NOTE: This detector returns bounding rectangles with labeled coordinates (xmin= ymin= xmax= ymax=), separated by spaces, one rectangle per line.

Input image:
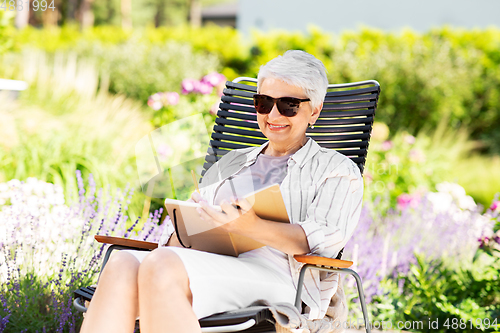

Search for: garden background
xmin=1 ymin=5 xmax=500 ymax=333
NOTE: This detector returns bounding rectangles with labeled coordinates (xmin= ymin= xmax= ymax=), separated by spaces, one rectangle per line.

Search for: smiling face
xmin=257 ymin=78 xmax=321 ymax=156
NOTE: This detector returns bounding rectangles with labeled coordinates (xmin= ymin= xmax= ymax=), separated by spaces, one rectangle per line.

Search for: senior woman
xmin=80 ymin=50 xmax=363 ymax=333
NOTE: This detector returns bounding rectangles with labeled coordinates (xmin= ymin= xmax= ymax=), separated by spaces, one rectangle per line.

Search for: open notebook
xmin=164 ymin=184 xmax=289 ymax=256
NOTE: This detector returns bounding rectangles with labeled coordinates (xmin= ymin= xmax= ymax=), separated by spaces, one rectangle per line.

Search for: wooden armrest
xmin=293 ymin=254 xmax=353 ymax=268
xmin=94 ymin=235 xmax=158 ymax=250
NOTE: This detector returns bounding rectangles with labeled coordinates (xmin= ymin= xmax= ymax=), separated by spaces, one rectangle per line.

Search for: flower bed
xmin=0 ymin=173 xmax=164 ymax=332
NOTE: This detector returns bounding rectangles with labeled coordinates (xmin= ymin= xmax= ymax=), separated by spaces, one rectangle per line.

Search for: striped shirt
xmin=161 ymin=137 xmax=363 ymax=319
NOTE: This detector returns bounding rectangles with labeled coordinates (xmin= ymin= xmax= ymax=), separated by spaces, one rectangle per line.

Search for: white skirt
xmin=124 ymin=246 xmax=296 ymax=319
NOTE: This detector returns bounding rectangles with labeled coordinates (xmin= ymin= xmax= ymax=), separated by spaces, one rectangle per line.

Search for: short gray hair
xmin=257 ymin=50 xmax=328 ymax=110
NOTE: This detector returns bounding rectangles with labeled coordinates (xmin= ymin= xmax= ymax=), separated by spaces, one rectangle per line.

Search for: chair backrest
xmin=201 ymin=78 xmax=380 ymax=178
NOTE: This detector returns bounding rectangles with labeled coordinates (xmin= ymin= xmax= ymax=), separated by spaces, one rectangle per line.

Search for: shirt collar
xmin=245 ymin=137 xmax=320 ymax=168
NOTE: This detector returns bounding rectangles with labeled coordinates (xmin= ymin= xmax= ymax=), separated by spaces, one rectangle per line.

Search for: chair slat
xmin=307 ymin=133 xmax=371 ymax=141
xmin=317 ymin=109 xmax=375 ymax=118
xmin=315 ymin=116 xmax=374 ymax=126
xmin=217 ymin=110 xmax=257 ymax=121
xmin=213 ymin=125 xmax=266 ymax=138
xmin=220 ymin=95 xmax=254 ymax=106
xmin=216 ymin=118 xmax=260 ymax=129
xmin=226 ymin=81 xmax=258 ymax=92
xmin=203 ymin=79 xmax=380 ymax=177
xmin=212 ymin=133 xmax=267 ymax=145
xmin=326 ymin=86 xmax=379 ymax=97
xmin=210 ymin=140 xmax=254 ymax=150
xmin=306 ymin=125 xmax=372 ymax=134
xmin=223 ymin=88 xmax=255 ymax=98
xmin=219 ymin=102 xmax=255 ymax=113
xmin=207 ymin=147 xmax=230 ymax=156
xmin=323 ymin=93 xmax=379 ymax=104
xmin=322 ymin=101 xmax=376 ymax=111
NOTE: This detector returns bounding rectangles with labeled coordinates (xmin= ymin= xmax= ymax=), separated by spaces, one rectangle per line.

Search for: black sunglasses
xmin=253 ymin=94 xmax=310 ymax=117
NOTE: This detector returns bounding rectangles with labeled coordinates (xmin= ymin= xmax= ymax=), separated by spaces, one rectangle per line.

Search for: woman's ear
xmin=310 ymin=102 xmax=323 ymax=125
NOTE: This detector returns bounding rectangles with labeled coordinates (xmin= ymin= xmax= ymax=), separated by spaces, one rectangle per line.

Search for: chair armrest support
xmin=292 ymin=262 xmax=372 ymax=333
xmin=293 ymin=254 xmax=353 ymax=268
xmin=95 ymin=235 xmax=158 ymax=250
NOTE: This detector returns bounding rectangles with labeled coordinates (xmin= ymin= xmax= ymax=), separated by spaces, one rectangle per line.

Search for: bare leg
xmin=138 ymin=247 xmax=200 ymax=333
xmin=80 ymin=251 xmax=140 ymax=333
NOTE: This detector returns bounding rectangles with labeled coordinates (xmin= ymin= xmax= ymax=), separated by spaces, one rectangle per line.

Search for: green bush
xmin=375 ymin=254 xmax=500 ymax=333
xmin=0 ymin=8 xmax=15 ymax=54
xmin=4 ymin=25 xmax=500 ymax=152
xmin=0 ymin=51 xmax=153 ymax=221
xmin=74 ymin=38 xmax=220 ymax=103
xmin=249 ymin=27 xmax=500 ymax=153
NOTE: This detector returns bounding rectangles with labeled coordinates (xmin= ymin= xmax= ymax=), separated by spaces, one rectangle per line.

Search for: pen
xmin=191 ymin=170 xmax=200 ymax=194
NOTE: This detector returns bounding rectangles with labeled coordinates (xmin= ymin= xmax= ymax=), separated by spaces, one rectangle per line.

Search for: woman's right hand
xmin=188 ymin=191 xmax=204 ymax=204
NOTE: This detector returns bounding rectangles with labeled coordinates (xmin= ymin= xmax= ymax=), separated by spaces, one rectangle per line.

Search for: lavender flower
xmin=0 ymin=174 xmax=165 ymax=332
xmin=344 ymin=183 xmax=496 ymax=306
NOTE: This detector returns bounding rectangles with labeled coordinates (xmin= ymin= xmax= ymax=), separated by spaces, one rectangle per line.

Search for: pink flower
xmin=202 ymin=72 xmax=226 ymax=87
xmin=404 ymin=134 xmax=416 ymax=145
xmin=148 ymin=93 xmax=163 ymax=110
xmin=381 ymin=140 xmax=393 ymax=151
xmin=409 ymin=149 xmax=426 ymax=163
xmin=490 ymin=201 xmax=500 ymax=212
xmin=196 ymin=81 xmax=214 ymax=95
xmin=165 ymin=92 xmax=179 ymax=105
xmin=182 ymin=79 xmax=199 ymax=94
xmin=397 ymin=193 xmax=421 ymax=210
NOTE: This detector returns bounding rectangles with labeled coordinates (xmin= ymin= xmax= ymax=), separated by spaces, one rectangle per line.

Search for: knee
xmin=101 ymin=251 xmax=140 ymax=284
xmin=138 ymin=248 xmax=187 ymax=289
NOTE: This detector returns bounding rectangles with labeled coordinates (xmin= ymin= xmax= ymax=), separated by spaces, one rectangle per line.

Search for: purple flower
xmin=0 ymin=173 xmax=166 ymax=331
xmin=490 ymin=200 xmax=500 ymax=212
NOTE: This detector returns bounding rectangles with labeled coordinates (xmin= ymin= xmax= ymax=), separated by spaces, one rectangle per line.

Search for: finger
xmin=199 ymin=201 xmax=227 ymax=220
xmin=233 ymin=197 xmax=253 ymax=211
xmin=196 ymin=207 xmax=224 ymax=228
xmin=191 ymin=191 xmax=203 ymax=203
xmin=220 ymin=200 xmax=239 ymax=214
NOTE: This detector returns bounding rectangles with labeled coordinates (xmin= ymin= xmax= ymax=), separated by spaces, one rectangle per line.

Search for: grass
xmin=0 ymin=50 xmax=154 ymax=221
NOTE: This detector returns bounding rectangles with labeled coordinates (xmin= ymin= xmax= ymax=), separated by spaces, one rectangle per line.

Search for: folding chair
xmin=73 ymin=77 xmax=380 ymax=333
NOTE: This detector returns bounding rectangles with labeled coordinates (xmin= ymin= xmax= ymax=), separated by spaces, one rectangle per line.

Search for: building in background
xmin=236 ymin=0 xmax=500 ymax=34
xmin=201 ymin=3 xmax=237 ymax=28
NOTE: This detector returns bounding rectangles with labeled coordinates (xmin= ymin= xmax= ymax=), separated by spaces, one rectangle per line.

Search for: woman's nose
xmin=268 ymin=103 xmax=283 ymax=120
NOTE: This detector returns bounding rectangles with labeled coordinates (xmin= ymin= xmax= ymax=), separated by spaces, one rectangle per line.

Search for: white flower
xmin=426 ymin=191 xmax=454 ymax=213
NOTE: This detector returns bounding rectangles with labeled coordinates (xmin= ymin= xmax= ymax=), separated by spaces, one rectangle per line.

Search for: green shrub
xmin=74 ymin=38 xmax=220 ymax=103
xmin=363 ymin=121 xmax=497 ymax=208
xmin=0 ymin=51 xmax=153 ymax=220
xmin=5 ymin=26 xmax=500 ymax=152
xmin=249 ymin=27 xmax=500 ymax=153
xmin=0 ymin=8 xmax=15 ymax=54
xmin=377 ymin=254 xmax=500 ymax=333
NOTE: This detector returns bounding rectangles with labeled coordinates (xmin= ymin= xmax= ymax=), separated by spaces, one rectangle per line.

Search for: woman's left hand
xmin=196 ymin=197 xmax=261 ymax=235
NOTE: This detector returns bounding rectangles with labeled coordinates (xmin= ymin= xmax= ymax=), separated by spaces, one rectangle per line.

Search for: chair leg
xmin=293 ymin=265 xmax=371 ymax=333
xmin=341 ymin=268 xmax=371 ymax=333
